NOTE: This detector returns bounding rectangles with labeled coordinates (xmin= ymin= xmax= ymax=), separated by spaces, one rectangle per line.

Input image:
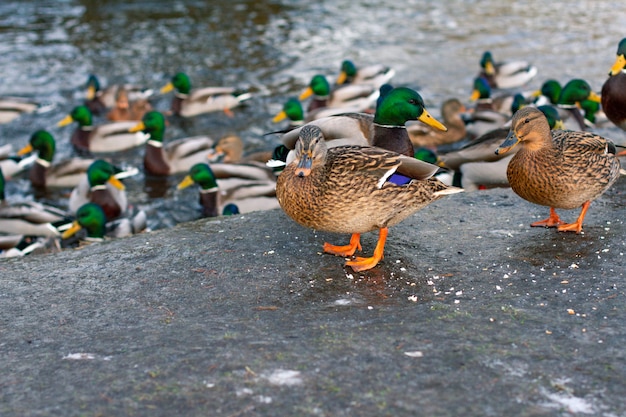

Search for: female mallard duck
xmin=177 ymin=163 xmax=278 ymax=217
xmin=84 ymin=74 xmax=154 ymax=116
xmin=478 ymin=51 xmax=538 ymax=90
xmin=206 ymin=134 xmax=275 ymax=166
xmin=69 ymin=160 xmax=128 ymax=221
xmin=299 ymin=74 xmax=379 ymax=113
xmin=276 ymin=125 xmax=462 ymax=272
xmin=0 ymin=96 xmax=56 ymax=125
xmin=0 ymin=167 xmax=70 ymax=237
xmin=407 ymin=98 xmax=468 ymax=149
xmin=601 ymin=38 xmax=626 ymax=134
xmin=129 ymin=111 xmax=215 ymax=176
xmin=57 ymin=105 xmax=149 ymax=154
xmin=106 ymin=87 xmax=153 ymax=122
xmin=160 ymin=72 xmax=251 ymax=118
xmin=495 ymin=107 xmax=621 ymax=233
xmin=62 ymin=202 xmax=147 ymax=242
xmin=281 ymin=87 xmax=447 ymax=162
xmin=335 ymin=60 xmax=396 ymax=87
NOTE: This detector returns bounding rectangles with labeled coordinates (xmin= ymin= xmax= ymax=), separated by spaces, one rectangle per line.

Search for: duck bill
xmin=57 ymin=114 xmax=74 ymax=127
xmin=129 ymin=121 xmax=145 ymax=133
xmin=160 ymin=82 xmax=174 ymax=94
xmin=586 ymin=91 xmax=602 ymax=103
xmin=553 ymin=120 xmax=565 ymax=130
xmin=294 ymin=153 xmax=313 ymax=177
xmin=86 ymin=85 xmax=97 ymax=100
xmin=485 ymin=61 xmax=495 ymax=76
xmin=336 ymin=71 xmax=348 ymax=85
xmin=62 ymin=221 xmax=83 ymax=239
xmin=530 ymin=89 xmax=542 ymax=98
xmin=17 ymin=144 xmax=33 ymax=156
xmin=495 ymin=130 xmax=520 ymax=155
xmin=206 ymin=149 xmax=223 ymax=162
xmin=108 ymin=176 xmax=126 ymax=190
xmin=272 ymin=110 xmax=287 ymax=123
xmin=469 ymin=89 xmax=481 ymax=101
xmin=298 ymin=87 xmax=313 ymax=101
xmin=609 ymin=55 xmax=626 ymax=76
xmin=177 ymin=175 xmax=195 ymax=190
xmin=418 ymin=109 xmax=447 ymax=132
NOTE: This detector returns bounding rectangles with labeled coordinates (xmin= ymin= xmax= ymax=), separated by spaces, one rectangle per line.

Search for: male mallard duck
xmin=335 ymin=60 xmax=396 ymax=87
xmin=62 ymin=202 xmax=147 ymax=242
xmin=160 ymin=72 xmax=251 ymax=118
xmin=478 ymin=51 xmax=538 ymax=90
xmin=281 ymin=87 xmax=447 ymax=161
xmin=0 ymin=144 xmax=36 ymax=179
xmin=531 ymin=79 xmax=561 ymax=106
xmin=129 ymin=111 xmax=215 ymax=176
xmin=407 ymin=98 xmax=468 ymax=149
xmin=555 ymin=79 xmax=601 ymax=131
xmin=601 ymin=38 xmax=626 ymax=134
xmin=464 ymin=77 xmax=512 ymax=138
xmin=0 ymin=96 xmax=56 ymax=125
xmin=84 ymin=74 xmax=153 ymax=115
xmin=57 ymin=105 xmax=149 ymax=154
xmin=69 ymin=160 xmax=128 ymax=221
xmin=495 ymin=107 xmax=621 ymax=233
xmin=299 ymin=74 xmax=379 ymax=113
xmin=106 ymin=87 xmax=153 ymax=122
xmin=276 ymin=125 xmax=462 ymax=272
xmin=273 ymin=96 xmax=367 ymax=126
xmin=177 ymin=163 xmax=278 ymax=217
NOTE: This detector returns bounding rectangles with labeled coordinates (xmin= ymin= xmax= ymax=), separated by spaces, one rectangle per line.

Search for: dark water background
xmin=1 ymin=0 xmax=625 ymax=229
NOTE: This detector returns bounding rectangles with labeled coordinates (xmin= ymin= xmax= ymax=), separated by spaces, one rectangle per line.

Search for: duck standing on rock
xmin=276 ymin=125 xmax=463 ymax=272
xmin=495 ymin=107 xmax=621 ymax=233
xmin=601 ymin=38 xmax=626 ymax=149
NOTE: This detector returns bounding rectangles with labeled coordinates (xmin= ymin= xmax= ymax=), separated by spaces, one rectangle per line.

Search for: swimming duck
xmin=273 ymin=96 xmax=368 ymax=126
xmin=335 ymin=60 xmax=396 ymax=87
xmin=281 ymin=87 xmax=447 ymax=161
xmin=276 ymin=125 xmax=462 ymax=272
xmin=160 ymin=72 xmax=251 ymax=118
xmin=601 ymin=38 xmax=626 ymax=133
xmin=62 ymin=202 xmax=147 ymax=242
xmin=106 ymin=87 xmax=153 ymax=122
xmin=555 ymin=79 xmax=601 ymax=131
xmin=495 ymin=107 xmax=621 ymax=233
xmin=206 ymin=134 xmax=275 ymax=166
xmin=68 ymin=160 xmax=128 ymax=221
xmin=0 ymin=96 xmax=56 ymax=125
xmin=57 ymin=105 xmax=149 ymax=154
xmin=531 ymin=79 xmax=561 ymax=106
xmin=84 ymin=74 xmax=153 ymax=115
xmin=0 ymin=144 xmax=36 ymax=179
xmin=407 ymin=98 xmax=468 ymax=149
xmin=478 ymin=51 xmax=538 ymax=90
xmin=299 ymin=74 xmax=379 ymax=113
xmin=129 ymin=111 xmax=215 ymax=176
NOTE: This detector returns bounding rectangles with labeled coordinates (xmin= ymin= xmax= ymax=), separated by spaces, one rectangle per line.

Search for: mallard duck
xmin=531 ymin=79 xmax=561 ymax=106
xmin=273 ymin=97 xmax=367 ymax=126
xmin=299 ymin=74 xmax=379 ymax=113
xmin=276 ymin=125 xmax=462 ymax=272
xmin=0 ymin=144 xmax=36 ymax=179
xmin=160 ymin=72 xmax=251 ymax=118
xmin=601 ymin=38 xmax=626 ymax=134
xmin=281 ymin=87 xmax=447 ymax=162
xmin=0 ymin=234 xmax=60 ymax=258
xmin=407 ymin=98 xmax=468 ymax=149
xmin=206 ymin=134 xmax=274 ymax=166
xmin=69 ymin=160 xmax=128 ymax=221
xmin=495 ymin=107 xmax=621 ymax=233
xmin=0 ymin=96 xmax=56 ymax=124
xmin=177 ymin=163 xmax=278 ymax=217
xmin=129 ymin=111 xmax=215 ymax=176
xmin=478 ymin=51 xmax=538 ymax=90
xmin=464 ymin=77 xmax=511 ymax=138
xmin=57 ymin=105 xmax=149 ymax=154
xmin=555 ymin=79 xmax=601 ymax=131
xmin=62 ymin=202 xmax=147 ymax=242
xmin=0 ymin=167 xmax=69 ymax=237
xmin=84 ymin=74 xmax=153 ymax=115
xmin=106 ymin=87 xmax=153 ymax=122
xmin=335 ymin=60 xmax=396 ymax=87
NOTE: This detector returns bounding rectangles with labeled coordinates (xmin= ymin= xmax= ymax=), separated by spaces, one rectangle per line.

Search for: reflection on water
xmin=1 ymin=0 xmax=626 ymax=232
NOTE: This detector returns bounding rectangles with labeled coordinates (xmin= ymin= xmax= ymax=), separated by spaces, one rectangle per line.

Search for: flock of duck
xmin=1 ymin=39 xmax=626 ymax=269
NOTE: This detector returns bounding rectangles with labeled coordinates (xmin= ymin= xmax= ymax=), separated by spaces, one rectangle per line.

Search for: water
xmin=1 ymin=0 xmax=625 ymax=229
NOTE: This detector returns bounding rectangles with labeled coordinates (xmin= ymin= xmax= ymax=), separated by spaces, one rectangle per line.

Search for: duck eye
xmin=524 ymin=118 xmax=530 ymax=124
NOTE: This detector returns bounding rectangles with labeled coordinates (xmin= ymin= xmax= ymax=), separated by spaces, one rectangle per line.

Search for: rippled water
xmin=1 ymin=0 xmax=625 ymax=229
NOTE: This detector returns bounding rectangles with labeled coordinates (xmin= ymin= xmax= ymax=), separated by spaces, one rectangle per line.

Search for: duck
xmin=298 ymin=74 xmax=379 ymax=113
xmin=281 ymin=87 xmax=448 ymax=163
xmin=601 ymin=38 xmax=626 ymax=134
xmin=276 ymin=125 xmax=462 ymax=272
xmin=478 ymin=51 xmax=538 ymax=90
xmin=68 ymin=160 xmax=128 ymax=221
xmin=62 ymin=202 xmax=147 ymax=242
xmin=129 ymin=111 xmax=215 ymax=176
xmin=57 ymin=105 xmax=149 ymax=154
xmin=464 ymin=77 xmax=512 ymax=138
xmin=106 ymin=87 xmax=153 ymax=122
xmin=495 ymin=106 xmax=621 ymax=233
xmin=531 ymin=79 xmax=561 ymax=106
xmin=177 ymin=163 xmax=278 ymax=217
xmin=272 ymin=97 xmax=368 ymax=127
xmin=0 ymin=166 xmax=70 ymax=237
xmin=84 ymin=74 xmax=153 ymax=116
xmin=0 ymin=96 xmax=56 ymax=124
xmin=0 ymin=143 xmax=36 ymax=179
xmin=159 ymin=72 xmax=251 ymax=118
xmin=206 ymin=134 xmax=275 ymax=166
xmin=335 ymin=60 xmax=396 ymax=87
xmin=407 ymin=98 xmax=468 ymax=149
xmin=555 ymin=79 xmax=601 ymax=131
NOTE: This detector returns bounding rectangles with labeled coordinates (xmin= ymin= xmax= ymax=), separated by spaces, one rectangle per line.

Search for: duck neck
xmin=307 ymin=97 xmax=327 ymax=113
xmin=372 ymin=124 xmax=414 ymax=157
xmin=30 ymin=160 xmax=48 ymax=189
xmin=144 ymin=141 xmax=170 ymax=176
xmin=71 ymin=128 xmax=92 ymax=154
xmin=199 ymin=188 xmax=219 ymax=217
xmin=171 ymin=95 xmax=183 ymax=115
xmin=90 ymin=188 xmax=121 ymax=221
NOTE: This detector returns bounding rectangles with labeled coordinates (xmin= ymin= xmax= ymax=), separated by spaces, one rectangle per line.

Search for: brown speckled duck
xmin=495 ymin=107 xmax=621 ymax=233
xmin=276 ymin=125 xmax=463 ymax=272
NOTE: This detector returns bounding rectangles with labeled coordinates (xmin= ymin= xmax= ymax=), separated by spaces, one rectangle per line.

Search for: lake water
xmin=1 ymin=0 xmax=625 ymax=230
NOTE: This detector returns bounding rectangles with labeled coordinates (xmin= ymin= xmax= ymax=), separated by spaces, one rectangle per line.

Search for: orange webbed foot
xmin=344 ymin=228 xmax=388 ymax=272
xmin=223 ymin=108 xmax=235 ymax=118
xmin=555 ymin=201 xmax=590 ymax=234
xmin=530 ymin=207 xmax=565 ymax=228
xmin=323 ymin=233 xmax=361 ymax=257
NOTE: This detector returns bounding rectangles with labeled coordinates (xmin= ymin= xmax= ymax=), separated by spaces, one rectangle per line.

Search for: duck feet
xmin=344 ymin=228 xmax=388 ymax=272
xmin=323 ymin=233 xmax=361 ymax=257
xmin=530 ymin=207 xmax=565 ymax=228
xmin=556 ymin=201 xmax=590 ymax=234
